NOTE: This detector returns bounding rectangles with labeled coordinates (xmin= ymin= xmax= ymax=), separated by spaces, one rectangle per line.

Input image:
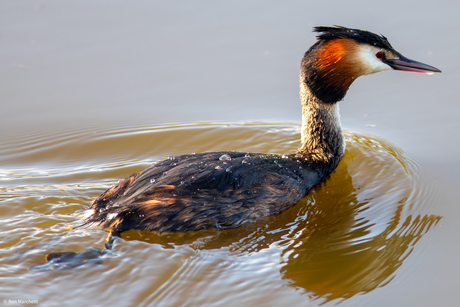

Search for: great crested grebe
xmin=84 ymin=26 xmax=441 ymax=236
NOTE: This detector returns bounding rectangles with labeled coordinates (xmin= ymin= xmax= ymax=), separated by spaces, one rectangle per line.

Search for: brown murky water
xmin=1 ymin=1 xmax=459 ymax=307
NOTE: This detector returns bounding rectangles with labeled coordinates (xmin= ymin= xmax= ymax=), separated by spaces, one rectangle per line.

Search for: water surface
xmin=0 ymin=123 xmax=441 ymax=306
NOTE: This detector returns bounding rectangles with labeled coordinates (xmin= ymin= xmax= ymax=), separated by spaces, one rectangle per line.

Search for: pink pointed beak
xmin=384 ymin=57 xmax=441 ymax=74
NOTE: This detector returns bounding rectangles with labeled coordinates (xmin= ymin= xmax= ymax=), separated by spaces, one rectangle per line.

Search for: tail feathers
xmin=79 ymin=172 xmax=140 ymax=231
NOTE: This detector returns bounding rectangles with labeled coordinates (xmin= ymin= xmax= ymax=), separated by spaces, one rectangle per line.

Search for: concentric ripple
xmin=0 ymin=122 xmax=441 ymax=306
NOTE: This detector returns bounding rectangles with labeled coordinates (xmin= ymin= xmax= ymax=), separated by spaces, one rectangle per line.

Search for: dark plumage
xmin=314 ymin=26 xmax=393 ymax=50
xmin=84 ymin=26 xmax=440 ymax=236
xmin=85 ymin=152 xmax=329 ymax=235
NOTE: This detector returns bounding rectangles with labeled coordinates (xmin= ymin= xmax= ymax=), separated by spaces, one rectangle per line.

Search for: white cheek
xmin=359 ymin=45 xmax=392 ymax=75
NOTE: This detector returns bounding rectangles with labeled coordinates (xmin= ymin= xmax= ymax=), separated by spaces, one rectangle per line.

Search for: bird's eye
xmin=375 ymin=51 xmax=384 ymax=59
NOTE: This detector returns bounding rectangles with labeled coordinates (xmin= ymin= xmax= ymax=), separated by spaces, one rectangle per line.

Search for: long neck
xmin=297 ymin=76 xmax=345 ymax=168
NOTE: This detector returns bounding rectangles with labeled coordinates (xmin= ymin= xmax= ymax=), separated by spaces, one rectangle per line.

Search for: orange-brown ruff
xmin=316 ymin=39 xmax=363 ymax=92
xmin=84 ymin=26 xmax=441 ymax=236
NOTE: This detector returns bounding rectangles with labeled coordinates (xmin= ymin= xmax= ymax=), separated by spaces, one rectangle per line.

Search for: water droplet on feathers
xmin=219 ymin=154 xmax=231 ymax=161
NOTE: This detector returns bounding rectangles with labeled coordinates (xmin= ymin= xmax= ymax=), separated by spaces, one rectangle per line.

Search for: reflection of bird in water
xmin=84 ymin=26 xmax=440 ymax=236
xmin=277 ymin=135 xmax=442 ymax=302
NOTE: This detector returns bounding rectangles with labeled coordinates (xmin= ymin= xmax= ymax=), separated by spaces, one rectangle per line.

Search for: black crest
xmin=314 ymin=26 xmax=394 ymax=50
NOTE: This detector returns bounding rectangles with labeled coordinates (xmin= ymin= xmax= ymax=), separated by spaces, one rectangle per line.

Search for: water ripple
xmin=0 ymin=121 xmax=441 ymax=306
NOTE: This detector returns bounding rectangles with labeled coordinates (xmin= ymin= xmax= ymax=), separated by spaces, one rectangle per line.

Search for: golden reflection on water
xmin=279 ymin=146 xmax=441 ymax=302
xmin=0 ymin=123 xmax=442 ymax=305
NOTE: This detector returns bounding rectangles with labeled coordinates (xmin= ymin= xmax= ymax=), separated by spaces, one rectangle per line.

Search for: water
xmin=0 ymin=123 xmax=442 ymax=306
xmin=1 ymin=1 xmax=459 ymax=307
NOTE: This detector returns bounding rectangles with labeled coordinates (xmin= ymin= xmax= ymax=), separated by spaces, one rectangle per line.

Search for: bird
xmin=83 ymin=26 xmax=441 ymax=237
